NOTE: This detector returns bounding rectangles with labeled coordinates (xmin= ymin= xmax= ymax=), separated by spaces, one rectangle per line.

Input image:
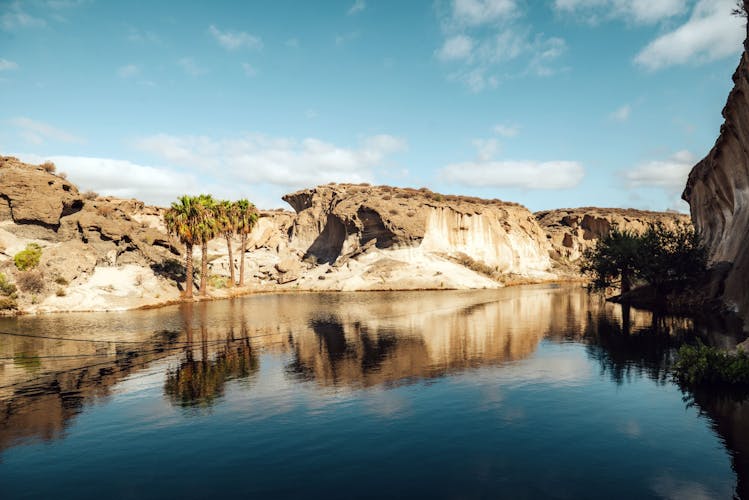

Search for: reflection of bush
xmin=164 ymin=341 xmax=258 ymax=408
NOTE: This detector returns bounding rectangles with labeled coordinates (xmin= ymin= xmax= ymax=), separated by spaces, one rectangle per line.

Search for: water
xmin=0 ymin=284 xmax=745 ymax=499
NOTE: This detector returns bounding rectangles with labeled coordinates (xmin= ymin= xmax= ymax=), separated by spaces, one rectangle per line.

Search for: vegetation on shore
xmin=164 ymin=195 xmax=258 ymax=299
xmin=673 ymin=343 xmax=749 ymax=387
xmin=581 ymin=222 xmax=706 ymax=297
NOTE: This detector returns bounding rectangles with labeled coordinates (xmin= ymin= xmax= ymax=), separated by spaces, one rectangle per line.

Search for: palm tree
xmin=164 ymin=195 xmax=202 ymax=298
xmin=235 ymin=199 xmax=258 ymax=286
xmin=215 ymin=200 xmax=239 ymax=287
xmin=194 ymin=194 xmax=218 ymax=297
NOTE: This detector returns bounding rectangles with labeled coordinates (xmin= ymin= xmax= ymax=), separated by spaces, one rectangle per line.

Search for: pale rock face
xmin=683 ymin=20 xmax=749 ymax=326
xmin=421 ymin=206 xmax=551 ymax=273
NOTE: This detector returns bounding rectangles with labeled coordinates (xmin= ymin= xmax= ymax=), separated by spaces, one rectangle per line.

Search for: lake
xmin=0 ymin=284 xmax=746 ymax=499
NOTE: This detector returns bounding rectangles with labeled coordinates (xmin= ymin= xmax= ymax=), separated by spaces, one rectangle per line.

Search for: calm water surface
xmin=0 ymin=284 xmax=746 ymax=499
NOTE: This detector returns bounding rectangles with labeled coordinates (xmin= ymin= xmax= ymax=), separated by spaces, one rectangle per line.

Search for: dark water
xmin=0 ymin=284 xmax=746 ymax=499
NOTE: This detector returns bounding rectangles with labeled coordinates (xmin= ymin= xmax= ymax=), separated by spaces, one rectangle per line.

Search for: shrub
xmin=14 ymin=243 xmax=42 ymax=271
xmin=54 ymin=276 xmax=69 ymax=286
xmin=82 ymin=190 xmax=98 ymax=200
xmin=580 ymin=223 xmax=706 ymax=295
xmin=56 ymin=287 xmax=66 ymax=297
xmin=0 ymin=297 xmax=17 ymax=310
xmin=673 ymin=343 xmax=749 ymax=387
xmin=40 ymin=161 xmax=56 ymax=173
xmin=58 ymin=172 xmax=68 ymax=179
xmin=208 ymin=275 xmax=227 ymax=289
xmin=16 ymin=270 xmax=45 ymax=294
xmin=0 ymin=273 xmax=16 ymax=296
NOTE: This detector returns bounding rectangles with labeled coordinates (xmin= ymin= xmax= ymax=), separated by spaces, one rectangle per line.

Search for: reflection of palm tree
xmin=165 ymin=338 xmax=259 ymax=408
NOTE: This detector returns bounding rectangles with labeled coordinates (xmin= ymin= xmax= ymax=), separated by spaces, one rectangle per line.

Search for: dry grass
xmin=40 ymin=161 xmax=56 ymax=173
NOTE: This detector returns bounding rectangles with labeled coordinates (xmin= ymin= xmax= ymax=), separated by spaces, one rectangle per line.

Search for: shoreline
xmin=2 ymin=276 xmax=589 ymax=317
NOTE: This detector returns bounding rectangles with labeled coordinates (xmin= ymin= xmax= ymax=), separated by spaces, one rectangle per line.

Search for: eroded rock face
xmin=283 ymin=184 xmax=553 ymax=275
xmin=535 ymin=208 xmax=690 ymax=263
xmin=683 ymin=16 xmax=749 ymax=323
xmin=0 ymin=156 xmax=82 ymax=228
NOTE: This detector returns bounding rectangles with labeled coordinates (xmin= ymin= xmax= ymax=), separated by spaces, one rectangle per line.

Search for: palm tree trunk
xmin=185 ymin=242 xmax=194 ymax=298
xmin=239 ymin=233 xmax=247 ymax=286
xmin=201 ymin=241 xmax=209 ymax=296
xmin=225 ymin=234 xmax=235 ymax=287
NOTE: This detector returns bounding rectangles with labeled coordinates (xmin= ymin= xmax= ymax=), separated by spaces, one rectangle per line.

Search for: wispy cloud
xmin=493 ymin=123 xmax=520 ymax=137
xmin=1 ymin=2 xmax=46 ymax=30
xmin=285 ymin=37 xmax=300 ymax=48
xmin=208 ymin=24 xmax=263 ymax=51
xmin=609 ymin=104 xmax=631 ymax=122
xmin=117 ymin=64 xmax=140 ymax=78
xmin=348 ymin=0 xmax=366 ymax=15
xmin=335 ymin=31 xmax=359 ymax=46
xmin=634 ymin=0 xmax=743 ymax=71
xmin=0 ymin=58 xmax=19 ymax=71
xmin=11 ymin=117 xmax=85 ymax=145
xmin=435 ymin=1 xmax=567 ymax=91
xmin=553 ymin=0 xmax=687 ymax=25
xmin=241 ymin=62 xmax=257 ymax=77
xmin=440 ymin=159 xmax=585 ymax=189
xmin=134 ymin=132 xmax=407 ymax=193
xmin=177 ymin=57 xmax=207 ymax=76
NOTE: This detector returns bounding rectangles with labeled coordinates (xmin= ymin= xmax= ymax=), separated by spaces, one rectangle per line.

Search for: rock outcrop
xmin=535 ymin=207 xmax=690 ymax=263
xmin=683 ymin=11 xmax=749 ymax=326
xmin=0 ymin=156 xmax=181 ymax=312
xmin=283 ymin=184 xmax=553 ymax=278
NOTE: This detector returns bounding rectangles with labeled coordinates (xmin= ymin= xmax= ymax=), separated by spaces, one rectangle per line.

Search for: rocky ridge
xmin=0 ymin=156 xmax=688 ymax=314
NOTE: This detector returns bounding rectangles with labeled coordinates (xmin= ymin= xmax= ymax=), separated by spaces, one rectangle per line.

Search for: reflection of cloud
xmin=651 ymin=474 xmax=715 ymax=500
xmin=497 ymin=347 xmax=593 ymax=385
xmin=620 ymin=419 xmax=641 ymax=438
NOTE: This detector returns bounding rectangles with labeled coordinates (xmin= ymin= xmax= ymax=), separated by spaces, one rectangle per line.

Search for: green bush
xmin=14 ymin=243 xmax=43 ymax=271
xmin=0 ymin=273 xmax=16 ymax=296
xmin=673 ymin=343 xmax=749 ymax=386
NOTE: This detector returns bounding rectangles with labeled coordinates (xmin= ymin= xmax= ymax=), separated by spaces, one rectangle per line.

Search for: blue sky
xmin=0 ymin=0 xmax=745 ymax=211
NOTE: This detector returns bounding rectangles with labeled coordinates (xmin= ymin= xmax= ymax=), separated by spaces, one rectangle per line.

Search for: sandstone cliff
xmin=535 ymin=207 xmax=690 ymax=264
xmin=683 ymin=10 xmax=749 ymax=326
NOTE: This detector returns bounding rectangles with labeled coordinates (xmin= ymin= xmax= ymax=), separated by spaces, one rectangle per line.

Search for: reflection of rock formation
xmin=285 ymin=289 xmax=554 ymax=388
xmin=0 ymin=339 xmax=175 ymax=453
xmin=684 ymin=389 xmax=749 ymax=500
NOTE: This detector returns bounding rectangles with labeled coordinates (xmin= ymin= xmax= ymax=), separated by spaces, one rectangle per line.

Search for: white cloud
xmin=0 ymin=58 xmax=18 ymax=71
xmin=133 ymin=132 xmax=407 ymax=191
xmin=177 ymin=57 xmax=206 ymax=76
xmin=11 ymin=117 xmax=85 ymax=145
xmin=241 ymin=62 xmax=257 ymax=77
xmin=451 ymin=0 xmax=519 ymax=27
xmin=436 ymin=35 xmax=474 ymax=61
xmin=117 ymin=64 xmax=139 ymax=78
xmin=493 ymin=123 xmax=519 ymax=137
xmin=285 ymin=37 xmax=299 ymax=48
xmin=1 ymin=3 xmax=46 ymax=30
xmin=208 ymin=25 xmax=263 ymax=51
xmin=440 ymin=159 xmax=585 ymax=189
xmin=625 ymin=150 xmax=695 ymax=189
xmin=472 ymin=138 xmax=500 ymax=161
xmin=634 ymin=0 xmax=744 ymax=71
xmin=609 ymin=104 xmax=631 ymax=122
xmin=348 ymin=0 xmax=366 ymax=15
xmin=554 ymin=0 xmax=687 ymax=25
xmin=436 ymin=2 xmax=568 ymax=92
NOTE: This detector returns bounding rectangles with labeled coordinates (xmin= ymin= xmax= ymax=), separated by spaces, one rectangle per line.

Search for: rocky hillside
xmin=535 ymin=207 xmax=690 ymax=264
xmin=683 ymin=9 xmax=749 ymax=326
xmin=0 ymin=156 xmax=181 ymax=312
xmin=0 ymin=156 xmax=688 ymax=314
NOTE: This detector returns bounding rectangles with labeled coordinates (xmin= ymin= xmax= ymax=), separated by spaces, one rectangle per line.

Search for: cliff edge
xmin=683 ymin=6 xmax=749 ymax=325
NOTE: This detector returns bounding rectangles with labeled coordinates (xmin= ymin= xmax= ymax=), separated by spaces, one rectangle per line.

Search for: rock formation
xmin=535 ymin=207 xmax=690 ymax=263
xmin=683 ymin=9 xmax=749 ymax=326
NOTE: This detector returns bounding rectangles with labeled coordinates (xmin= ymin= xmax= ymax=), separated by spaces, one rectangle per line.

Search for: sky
xmin=0 ymin=0 xmax=745 ymax=212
